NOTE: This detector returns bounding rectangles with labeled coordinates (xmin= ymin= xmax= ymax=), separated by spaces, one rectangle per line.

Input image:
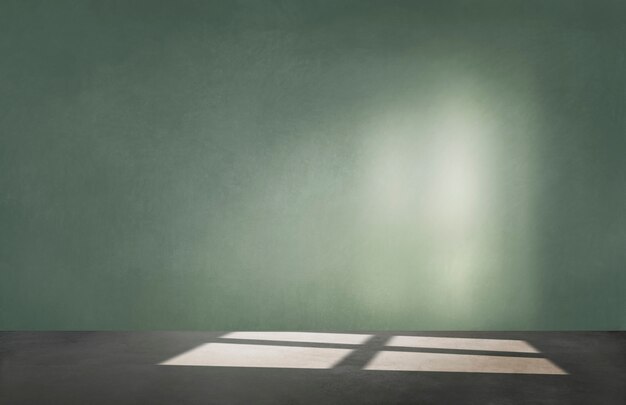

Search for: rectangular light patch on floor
xmin=160 ymin=343 xmax=353 ymax=369
xmin=221 ymin=331 xmax=371 ymax=345
xmin=387 ymin=336 xmax=538 ymax=353
xmin=365 ymin=351 xmax=567 ymax=374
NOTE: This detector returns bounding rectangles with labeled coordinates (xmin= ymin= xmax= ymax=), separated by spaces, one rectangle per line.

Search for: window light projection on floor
xmin=365 ymin=352 xmax=564 ymax=374
xmin=160 ymin=343 xmax=352 ymax=369
xmin=159 ymin=332 xmax=567 ymax=375
xmin=386 ymin=336 xmax=539 ymax=353
xmin=221 ymin=331 xmax=372 ymax=345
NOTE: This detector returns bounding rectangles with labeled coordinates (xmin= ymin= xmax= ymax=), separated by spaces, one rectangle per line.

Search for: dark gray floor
xmin=1 ymin=332 xmax=625 ymax=404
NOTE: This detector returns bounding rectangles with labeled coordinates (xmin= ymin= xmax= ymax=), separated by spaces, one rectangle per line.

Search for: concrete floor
xmin=1 ymin=331 xmax=625 ymax=404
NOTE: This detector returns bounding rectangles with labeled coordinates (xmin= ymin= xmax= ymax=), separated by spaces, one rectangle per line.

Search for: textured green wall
xmin=1 ymin=0 xmax=625 ymax=330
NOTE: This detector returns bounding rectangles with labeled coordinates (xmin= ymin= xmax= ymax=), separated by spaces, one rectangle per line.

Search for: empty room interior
xmin=1 ymin=1 xmax=625 ymax=404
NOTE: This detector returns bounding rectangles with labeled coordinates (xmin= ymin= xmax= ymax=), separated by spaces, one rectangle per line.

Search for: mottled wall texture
xmin=1 ymin=0 xmax=625 ymax=330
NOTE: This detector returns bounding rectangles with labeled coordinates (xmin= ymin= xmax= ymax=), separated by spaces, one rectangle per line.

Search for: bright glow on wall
xmin=426 ymin=112 xmax=489 ymax=233
xmin=355 ymin=82 xmax=500 ymax=322
xmin=425 ymin=97 xmax=495 ymax=313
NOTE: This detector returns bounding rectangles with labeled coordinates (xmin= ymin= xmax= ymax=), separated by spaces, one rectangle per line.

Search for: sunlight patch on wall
xmin=354 ymin=81 xmax=499 ymax=321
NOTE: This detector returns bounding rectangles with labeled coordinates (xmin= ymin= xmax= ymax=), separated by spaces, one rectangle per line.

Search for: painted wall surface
xmin=1 ymin=1 xmax=624 ymax=330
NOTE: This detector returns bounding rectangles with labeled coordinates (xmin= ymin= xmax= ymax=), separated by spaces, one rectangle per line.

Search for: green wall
xmin=1 ymin=0 xmax=625 ymax=330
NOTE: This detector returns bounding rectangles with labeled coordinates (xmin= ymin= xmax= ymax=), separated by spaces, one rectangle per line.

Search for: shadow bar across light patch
xmin=386 ymin=336 xmax=539 ymax=353
xmin=160 ymin=342 xmax=353 ymax=369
